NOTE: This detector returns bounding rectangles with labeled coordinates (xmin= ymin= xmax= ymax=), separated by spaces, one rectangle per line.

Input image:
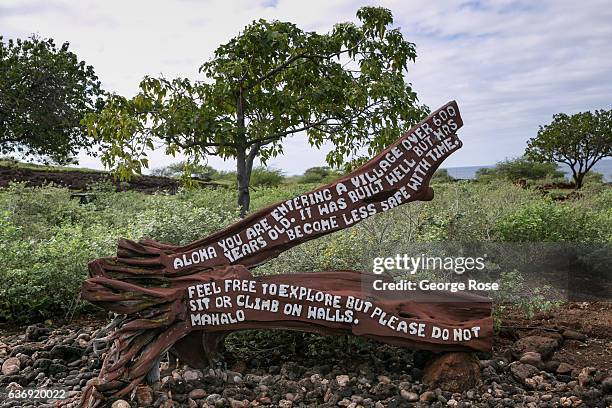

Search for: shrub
xmin=131 ymin=194 xmax=238 ymax=245
xmin=476 ymin=157 xmax=564 ymax=183
xmin=150 ymin=161 xmax=219 ymax=181
xmin=0 ymin=217 xmax=117 ymax=322
xmin=492 ymin=200 xmax=607 ymax=242
xmin=250 ymin=167 xmax=285 ymax=187
xmin=300 ymin=166 xmax=342 ymax=184
xmin=431 ymin=169 xmax=455 ymax=183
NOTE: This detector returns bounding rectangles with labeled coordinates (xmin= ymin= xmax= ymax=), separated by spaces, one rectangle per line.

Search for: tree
xmin=526 ymin=110 xmax=612 ymax=188
xmin=84 ymin=7 xmax=427 ymax=215
xmin=475 ymin=156 xmax=564 ymax=183
xmin=150 ymin=161 xmax=219 ymax=181
xmin=0 ymin=35 xmax=104 ymax=164
xmin=301 ymin=166 xmax=343 ymax=184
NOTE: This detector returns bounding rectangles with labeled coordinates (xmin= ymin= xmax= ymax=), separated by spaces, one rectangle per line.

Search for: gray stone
xmin=182 ymin=369 xmax=202 ymax=381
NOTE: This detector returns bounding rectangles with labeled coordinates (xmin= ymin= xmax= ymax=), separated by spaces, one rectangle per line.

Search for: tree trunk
xmin=574 ymin=172 xmax=585 ymax=189
xmin=235 ymin=144 xmax=259 ymax=217
xmin=236 ymin=146 xmax=250 ymax=217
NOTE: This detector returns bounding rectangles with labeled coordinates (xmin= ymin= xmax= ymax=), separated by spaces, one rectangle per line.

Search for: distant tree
xmin=0 ymin=35 xmax=104 ymax=164
xmin=150 ymin=161 xmax=218 ymax=181
xmin=84 ymin=7 xmax=427 ymax=215
xmin=301 ymin=166 xmax=343 ymax=184
xmin=526 ymin=110 xmax=612 ymax=188
xmin=473 ymin=167 xmax=495 ymax=183
xmin=475 ymin=156 xmax=564 ymax=183
xmin=431 ymin=168 xmax=456 ymax=183
xmin=250 ymin=166 xmax=284 ymax=187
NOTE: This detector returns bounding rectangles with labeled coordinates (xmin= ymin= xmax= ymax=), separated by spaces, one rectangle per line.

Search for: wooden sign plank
xmin=109 ymin=101 xmax=463 ymax=276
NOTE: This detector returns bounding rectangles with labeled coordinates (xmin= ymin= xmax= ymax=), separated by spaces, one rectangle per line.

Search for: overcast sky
xmin=2 ymin=0 xmax=611 ymax=174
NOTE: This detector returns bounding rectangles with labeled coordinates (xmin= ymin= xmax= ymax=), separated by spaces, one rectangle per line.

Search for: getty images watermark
xmin=370 ymin=254 xmax=500 ymax=293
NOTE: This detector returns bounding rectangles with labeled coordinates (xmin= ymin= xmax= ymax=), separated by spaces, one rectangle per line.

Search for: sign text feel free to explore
xmin=168 ymin=102 xmax=462 ymax=271
xmin=185 ymin=277 xmax=484 ymax=345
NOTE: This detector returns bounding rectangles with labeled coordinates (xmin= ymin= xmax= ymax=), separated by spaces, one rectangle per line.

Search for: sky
xmin=2 ymin=0 xmax=611 ymax=175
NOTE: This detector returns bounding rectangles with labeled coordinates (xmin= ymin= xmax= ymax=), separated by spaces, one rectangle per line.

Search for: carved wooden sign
xmin=79 ymin=101 xmax=493 ymax=407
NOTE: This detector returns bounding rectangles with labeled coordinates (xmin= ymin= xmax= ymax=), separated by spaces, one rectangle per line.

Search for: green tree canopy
xmin=301 ymin=166 xmax=343 ymax=184
xmin=150 ymin=160 xmax=219 ymax=181
xmin=84 ymin=7 xmax=427 ymax=214
xmin=0 ymin=35 xmax=104 ymax=164
xmin=526 ymin=110 xmax=612 ymax=188
xmin=475 ymin=156 xmax=564 ymax=183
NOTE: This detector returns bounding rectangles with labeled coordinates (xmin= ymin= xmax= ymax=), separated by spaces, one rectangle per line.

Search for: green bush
xmin=492 ymin=200 xmax=607 ymax=242
xmin=250 ymin=166 xmax=285 ymax=187
xmin=131 ymin=195 xmax=238 ymax=245
xmin=431 ymin=168 xmax=455 ymax=184
xmin=0 ymin=215 xmax=118 ymax=322
xmin=149 ymin=161 xmax=219 ymax=181
xmin=300 ymin=166 xmax=342 ymax=184
xmin=476 ymin=157 xmax=564 ymax=183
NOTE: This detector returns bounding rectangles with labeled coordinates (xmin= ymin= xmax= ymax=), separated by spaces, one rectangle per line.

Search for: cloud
xmin=2 ymin=0 xmax=611 ymax=172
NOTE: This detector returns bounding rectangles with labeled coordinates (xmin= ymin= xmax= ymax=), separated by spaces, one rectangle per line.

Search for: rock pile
xmin=0 ymin=322 xmax=610 ymax=407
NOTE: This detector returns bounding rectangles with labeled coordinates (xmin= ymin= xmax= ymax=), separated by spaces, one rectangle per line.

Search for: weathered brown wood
xmin=81 ymin=265 xmax=491 ymax=404
xmin=78 ymin=101 xmax=492 ymax=407
xmin=110 ymin=101 xmax=463 ymax=275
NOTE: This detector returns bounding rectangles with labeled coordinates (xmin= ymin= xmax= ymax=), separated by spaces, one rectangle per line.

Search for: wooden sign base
xmin=78 ymin=101 xmax=493 ymax=407
xmin=79 ymin=262 xmax=491 ymax=405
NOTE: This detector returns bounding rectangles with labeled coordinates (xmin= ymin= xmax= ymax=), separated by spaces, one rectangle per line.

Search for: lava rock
xmin=400 ymin=390 xmax=418 ymax=401
xmin=49 ymin=345 xmax=82 ymax=363
xmin=509 ymin=362 xmax=539 ymax=382
xmin=422 ymin=352 xmax=481 ymax=393
xmin=512 ymin=336 xmax=559 ymax=360
xmin=602 ymin=377 xmax=612 ymax=394
xmin=33 ymin=358 xmax=53 ymax=371
xmin=556 ymin=362 xmax=574 ymax=375
xmin=561 ymin=329 xmax=586 ymax=341
xmin=25 ymin=325 xmax=50 ymax=342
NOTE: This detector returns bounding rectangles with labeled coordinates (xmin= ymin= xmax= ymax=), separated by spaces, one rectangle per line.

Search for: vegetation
xmin=526 ymin=109 xmax=612 ymax=188
xmin=150 ymin=161 xmax=219 ymax=181
xmin=300 ymin=166 xmax=344 ymax=184
xmin=0 ymin=176 xmax=609 ymax=324
xmin=84 ymin=6 xmax=427 ymax=215
xmin=431 ymin=168 xmax=456 ymax=183
xmin=475 ymin=156 xmax=564 ymax=184
xmin=0 ymin=36 xmax=104 ymax=164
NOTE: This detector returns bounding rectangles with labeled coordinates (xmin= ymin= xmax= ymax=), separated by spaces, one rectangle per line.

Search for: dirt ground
xmin=495 ymin=302 xmax=612 ymax=371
